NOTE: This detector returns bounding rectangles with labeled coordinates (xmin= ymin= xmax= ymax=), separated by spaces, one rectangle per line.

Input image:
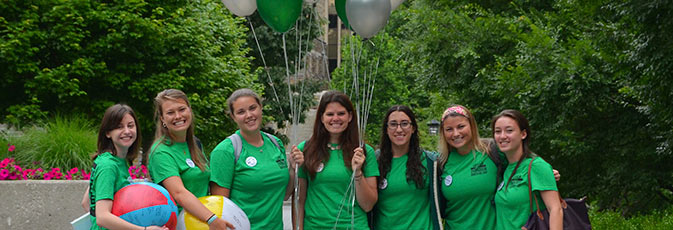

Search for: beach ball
xmin=176 ymin=195 xmax=250 ymax=230
xmin=111 ymin=182 xmax=178 ymax=229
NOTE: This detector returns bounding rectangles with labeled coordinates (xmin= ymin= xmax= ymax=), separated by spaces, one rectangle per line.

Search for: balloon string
xmin=293 ymin=162 xmax=299 ymax=230
xmin=248 ymin=18 xmax=283 ymax=115
xmin=333 ymin=171 xmax=356 ymax=229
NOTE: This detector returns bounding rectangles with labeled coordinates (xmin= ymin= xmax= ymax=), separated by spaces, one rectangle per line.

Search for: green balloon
xmin=336 ymin=0 xmax=350 ymax=29
xmin=256 ymin=0 xmax=302 ymax=33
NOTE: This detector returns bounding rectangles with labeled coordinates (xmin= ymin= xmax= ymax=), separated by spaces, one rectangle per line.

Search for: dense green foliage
xmin=590 ymin=206 xmax=673 ymax=229
xmin=332 ymin=0 xmax=673 ymax=215
xmin=3 ymin=115 xmax=96 ymax=170
xmin=0 ymin=0 xmax=258 ymax=150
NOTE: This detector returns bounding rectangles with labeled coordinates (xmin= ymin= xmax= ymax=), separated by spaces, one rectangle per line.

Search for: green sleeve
xmin=93 ymin=165 xmax=118 ymax=201
xmin=209 ymin=139 xmax=236 ymax=189
xmin=149 ymin=150 xmax=179 ymax=184
xmin=297 ymin=141 xmax=307 ymax=179
xmin=531 ymin=158 xmax=557 ymax=192
xmin=363 ymin=144 xmax=380 ymax=177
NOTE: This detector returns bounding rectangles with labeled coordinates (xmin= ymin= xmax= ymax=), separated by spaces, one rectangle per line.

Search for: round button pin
xmin=185 ymin=159 xmax=195 ymax=168
xmin=245 ymin=156 xmax=257 ymax=167
xmin=444 ymin=175 xmax=453 ymax=186
xmin=379 ymin=178 xmax=388 ymax=190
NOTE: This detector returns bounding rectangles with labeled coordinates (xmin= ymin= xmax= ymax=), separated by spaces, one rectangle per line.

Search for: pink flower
xmin=43 ymin=172 xmax=53 ymax=180
xmin=52 ymin=172 xmax=62 ymax=179
xmin=8 ymin=145 xmax=15 ymax=152
xmin=68 ymin=168 xmax=79 ymax=175
xmin=0 ymin=158 xmax=11 ymax=168
xmin=0 ymin=169 xmax=9 ymax=179
xmin=141 ymin=165 xmax=148 ymax=176
xmin=13 ymin=165 xmax=22 ymax=172
xmin=36 ymin=168 xmax=44 ymax=173
xmin=8 ymin=172 xmax=18 ymax=180
xmin=51 ymin=168 xmax=61 ymax=173
xmin=65 ymin=174 xmax=73 ymax=180
xmin=82 ymin=172 xmax=90 ymax=180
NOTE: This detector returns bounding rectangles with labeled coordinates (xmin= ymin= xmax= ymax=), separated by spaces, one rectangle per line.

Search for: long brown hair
xmin=151 ymin=89 xmax=207 ymax=171
xmin=303 ymin=91 xmax=359 ymax=179
xmin=378 ymin=105 xmax=425 ymax=188
xmin=491 ymin=109 xmax=534 ymax=189
xmin=93 ymin=104 xmax=141 ymax=165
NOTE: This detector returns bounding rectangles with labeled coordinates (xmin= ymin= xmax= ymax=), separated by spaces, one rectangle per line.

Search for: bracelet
xmin=207 ymin=214 xmax=218 ymax=225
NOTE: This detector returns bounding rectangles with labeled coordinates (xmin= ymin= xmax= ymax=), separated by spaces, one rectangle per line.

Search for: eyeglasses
xmin=387 ymin=121 xmax=411 ymax=130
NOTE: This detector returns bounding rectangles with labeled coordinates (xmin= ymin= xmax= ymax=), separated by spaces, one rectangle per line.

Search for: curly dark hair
xmin=378 ymin=105 xmax=426 ymax=189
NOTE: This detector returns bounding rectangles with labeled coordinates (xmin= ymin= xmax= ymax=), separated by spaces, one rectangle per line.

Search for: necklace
xmin=327 ymin=143 xmax=341 ymax=151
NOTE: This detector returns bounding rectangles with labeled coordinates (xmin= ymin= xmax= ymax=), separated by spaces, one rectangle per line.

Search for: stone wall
xmin=0 ymin=180 xmax=88 ymax=230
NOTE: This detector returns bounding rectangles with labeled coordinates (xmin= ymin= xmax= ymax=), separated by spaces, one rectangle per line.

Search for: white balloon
xmin=221 ymin=0 xmax=257 ymax=17
xmin=391 ymin=0 xmax=405 ymax=11
xmin=346 ymin=0 xmax=391 ymax=39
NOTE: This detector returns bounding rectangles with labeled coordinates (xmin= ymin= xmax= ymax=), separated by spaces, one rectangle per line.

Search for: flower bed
xmin=0 ymin=157 xmax=90 ymax=180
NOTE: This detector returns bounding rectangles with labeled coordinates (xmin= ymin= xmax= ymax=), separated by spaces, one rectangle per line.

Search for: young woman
xmin=492 ymin=110 xmax=562 ymax=230
xmin=294 ymin=90 xmax=379 ymax=230
xmin=438 ymin=105 xmax=499 ymax=230
xmin=88 ymin=104 xmax=166 ymax=230
xmin=372 ymin=105 xmax=443 ymax=230
xmin=210 ymin=88 xmax=303 ymax=229
xmin=148 ymin=89 xmax=234 ymax=230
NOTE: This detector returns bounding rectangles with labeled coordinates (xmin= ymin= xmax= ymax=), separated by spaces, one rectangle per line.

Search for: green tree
xmin=0 ymin=0 xmax=258 ymax=150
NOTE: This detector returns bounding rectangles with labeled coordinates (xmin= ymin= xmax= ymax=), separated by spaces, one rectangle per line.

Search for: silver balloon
xmin=346 ymin=0 xmax=391 ymax=39
xmin=391 ymin=0 xmax=405 ymax=11
xmin=221 ymin=0 xmax=257 ymax=17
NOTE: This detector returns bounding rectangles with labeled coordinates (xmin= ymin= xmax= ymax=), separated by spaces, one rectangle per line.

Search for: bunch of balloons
xmin=221 ymin=0 xmax=405 ymax=39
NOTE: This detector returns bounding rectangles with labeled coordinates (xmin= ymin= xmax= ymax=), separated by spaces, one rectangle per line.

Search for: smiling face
xmin=231 ymin=96 xmax=262 ymax=133
xmin=321 ymin=102 xmax=352 ymax=142
xmin=387 ymin=111 xmax=415 ymax=149
xmin=160 ymin=98 xmax=192 ymax=138
xmin=494 ymin=116 xmax=527 ymax=155
xmin=106 ymin=113 xmax=137 ymax=155
xmin=442 ymin=116 xmax=473 ymax=154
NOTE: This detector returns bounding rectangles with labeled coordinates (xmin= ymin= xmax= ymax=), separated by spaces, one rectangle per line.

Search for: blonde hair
xmin=151 ymin=89 xmax=207 ymax=171
xmin=437 ymin=105 xmax=489 ymax=166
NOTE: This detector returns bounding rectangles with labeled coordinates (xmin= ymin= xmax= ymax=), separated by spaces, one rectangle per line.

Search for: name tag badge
xmin=245 ymin=156 xmax=257 ymax=167
xmin=185 ymin=159 xmax=195 ymax=168
xmin=316 ymin=163 xmax=324 ymax=172
xmin=444 ymin=175 xmax=453 ymax=187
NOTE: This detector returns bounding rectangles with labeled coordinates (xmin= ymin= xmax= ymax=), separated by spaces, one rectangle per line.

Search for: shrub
xmin=6 ymin=115 xmax=96 ymax=171
xmin=590 ymin=206 xmax=673 ymax=229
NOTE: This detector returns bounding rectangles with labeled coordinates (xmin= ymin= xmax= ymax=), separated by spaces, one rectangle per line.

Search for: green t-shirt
xmin=495 ymin=157 xmax=557 ymax=230
xmin=297 ymin=141 xmax=380 ymax=230
xmin=210 ymin=130 xmax=288 ymax=230
xmin=89 ymin=152 xmax=131 ymax=230
xmin=441 ymin=149 xmax=497 ymax=230
xmin=148 ymin=138 xmax=210 ymax=213
xmin=374 ymin=153 xmax=432 ymax=230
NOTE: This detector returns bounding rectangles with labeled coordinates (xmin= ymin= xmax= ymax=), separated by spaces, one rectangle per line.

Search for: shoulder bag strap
xmin=527 ymin=157 xmax=543 ymax=219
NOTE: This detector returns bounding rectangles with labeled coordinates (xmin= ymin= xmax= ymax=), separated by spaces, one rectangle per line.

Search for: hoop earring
xmin=162 ymin=123 xmax=167 ymax=128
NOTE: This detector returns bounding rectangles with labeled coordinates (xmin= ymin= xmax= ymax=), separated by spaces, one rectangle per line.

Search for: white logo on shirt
xmin=185 ymin=159 xmax=195 ymax=168
xmin=245 ymin=157 xmax=257 ymax=167
xmin=317 ymin=163 xmax=324 ymax=172
xmin=379 ymin=178 xmax=388 ymax=190
xmin=497 ymin=181 xmax=505 ymax=191
xmin=444 ymin=175 xmax=453 ymax=187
